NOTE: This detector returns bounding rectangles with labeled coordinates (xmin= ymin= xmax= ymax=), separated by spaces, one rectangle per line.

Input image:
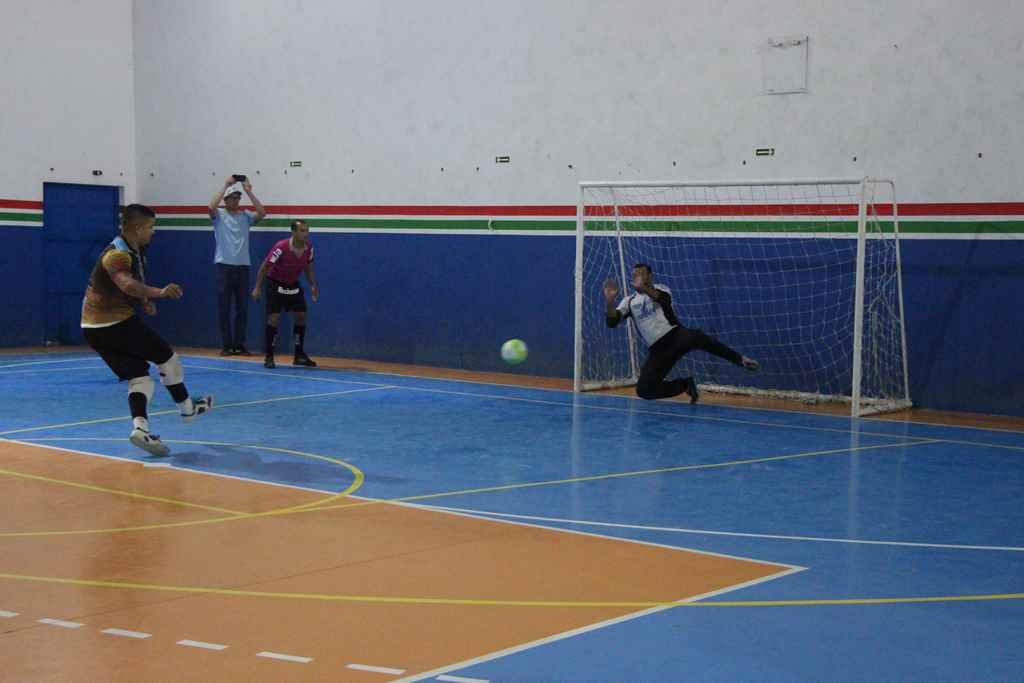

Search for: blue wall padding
xmin=0 ymin=227 xmax=45 ymax=346
xmin=6 ymin=225 xmax=1023 ymax=416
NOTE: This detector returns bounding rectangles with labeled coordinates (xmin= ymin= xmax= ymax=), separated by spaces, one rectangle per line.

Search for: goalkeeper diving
xmin=604 ymin=263 xmax=759 ymax=402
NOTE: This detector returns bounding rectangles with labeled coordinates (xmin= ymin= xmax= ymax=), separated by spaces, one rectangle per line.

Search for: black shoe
xmin=293 ymin=353 xmax=317 ymax=367
xmin=264 ymin=355 xmax=276 ymax=369
xmin=687 ymin=377 xmax=700 ymax=404
xmin=220 ymin=347 xmax=234 ymax=356
xmin=234 ymin=346 xmax=252 ymax=356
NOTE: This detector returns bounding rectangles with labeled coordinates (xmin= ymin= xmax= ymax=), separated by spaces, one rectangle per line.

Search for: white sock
xmin=133 ymin=417 xmax=150 ymax=432
xmin=178 ymin=397 xmax=194 ymax=415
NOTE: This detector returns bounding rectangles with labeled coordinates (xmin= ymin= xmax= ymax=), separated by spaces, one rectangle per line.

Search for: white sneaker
xmin=742 ymin=356 xmax=760 ymax=372
xmin=130 ymin=428 xmax=170 ymax=457
xmin=181 ymin=395 xmax=214 ymax=422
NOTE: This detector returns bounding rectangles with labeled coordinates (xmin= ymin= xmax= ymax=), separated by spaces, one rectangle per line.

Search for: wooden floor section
xmin=0 ymin=440 xmax=789 ymax=681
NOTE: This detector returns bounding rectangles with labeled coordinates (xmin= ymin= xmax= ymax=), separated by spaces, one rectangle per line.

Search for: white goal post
xmin=572 ymin=177 xmax=911 ymax=417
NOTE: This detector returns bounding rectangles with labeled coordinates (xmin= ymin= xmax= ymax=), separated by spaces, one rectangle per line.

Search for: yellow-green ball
xmin=501 ymin=338 xmax=528 ymax=365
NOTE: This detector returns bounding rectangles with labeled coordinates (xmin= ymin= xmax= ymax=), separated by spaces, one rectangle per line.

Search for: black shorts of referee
xmin=83 ymin=315 xmax=174 ymax=381
xmin=265 ymin=277 xmax=307 ymax=315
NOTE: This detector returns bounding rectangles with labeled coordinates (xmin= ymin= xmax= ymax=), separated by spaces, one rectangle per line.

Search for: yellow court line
xmin=0 ymin=467 xmax=244 ymax=515
xmin=0 ymin=440 xmax=364 ymax=538
xmin=0 ymin=572 xmax=1020 ymax=609
xmin=373 ymin=439 xmax=944 ymax=509
xmin=0 ymin=439 xmax=933 ymax=538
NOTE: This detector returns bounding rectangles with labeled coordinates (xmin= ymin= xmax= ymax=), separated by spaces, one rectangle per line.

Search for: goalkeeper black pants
xmin=636 ymin=326 xmax=743 ymax=400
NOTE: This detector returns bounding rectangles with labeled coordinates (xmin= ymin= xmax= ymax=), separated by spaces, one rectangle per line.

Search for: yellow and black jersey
xmin=81 ymin=236 xmax=145 ymax=328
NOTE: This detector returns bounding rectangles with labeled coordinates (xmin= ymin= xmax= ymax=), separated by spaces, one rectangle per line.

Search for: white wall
xmin=0 ymin=0 xmax=136 ymax=201
xmin=130 ymin=0 xmax=1023 ymax=205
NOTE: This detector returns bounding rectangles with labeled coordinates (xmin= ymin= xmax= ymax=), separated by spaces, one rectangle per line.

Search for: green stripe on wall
xmin=154 ymin=216 xmax=1024 ymax=235
xmin=0 ymin=212 xmax=43 ymax=222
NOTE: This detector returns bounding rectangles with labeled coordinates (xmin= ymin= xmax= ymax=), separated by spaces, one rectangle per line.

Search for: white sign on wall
xmin=761 ymin=35 xmax=809 ymax=95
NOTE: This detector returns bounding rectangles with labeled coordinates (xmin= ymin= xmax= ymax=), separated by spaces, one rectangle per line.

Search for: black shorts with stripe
xmin=83 ymin=315 xmax=174 ymax=381
xmin=265 ymin=278 xmax=307 ymax=315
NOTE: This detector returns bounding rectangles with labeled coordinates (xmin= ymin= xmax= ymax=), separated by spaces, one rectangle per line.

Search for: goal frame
xmin=572 ymin=177 xmax=912 ymax=417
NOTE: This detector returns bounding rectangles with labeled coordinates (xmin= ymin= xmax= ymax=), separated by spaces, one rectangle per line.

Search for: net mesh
xmin=575 ymin=180 xmax=909 ymax=414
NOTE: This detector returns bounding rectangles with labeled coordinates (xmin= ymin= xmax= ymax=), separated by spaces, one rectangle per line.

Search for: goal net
xmin=573 ymin=178 xmax=911 ymax=417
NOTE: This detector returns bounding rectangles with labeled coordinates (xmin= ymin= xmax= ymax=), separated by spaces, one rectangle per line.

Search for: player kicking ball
xmin=604 ymin=263 xmax=758 ymax=402
xmin=81 ymin=204 xmax=213 ymax=457
xmin=251 ymin=219 xmax=319 ymax=369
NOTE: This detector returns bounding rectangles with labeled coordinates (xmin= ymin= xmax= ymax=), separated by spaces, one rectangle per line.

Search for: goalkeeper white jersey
xmin=616 ymin=285 xmax=678 ymax=347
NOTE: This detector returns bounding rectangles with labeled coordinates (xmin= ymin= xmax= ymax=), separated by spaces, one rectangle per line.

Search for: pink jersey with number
xmin=263 ymin=238 xmax=314 ymax=284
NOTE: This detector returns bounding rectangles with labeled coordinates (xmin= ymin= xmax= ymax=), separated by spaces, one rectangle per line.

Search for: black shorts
xmin=83 ymin=315 xmax=175 ymax=381
xmin=265 ymin=278 xmax=307 ymax=315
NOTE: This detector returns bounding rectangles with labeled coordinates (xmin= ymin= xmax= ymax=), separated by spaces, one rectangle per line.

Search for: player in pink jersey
xmin=251 ymin=220 xmax=320 ymax=368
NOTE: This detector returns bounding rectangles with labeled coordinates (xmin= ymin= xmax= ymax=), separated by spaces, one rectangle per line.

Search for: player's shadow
xmin=361 ymin=471 xmax=409 ymax=485
xmin=166 ymin=444 xmax=353 ymax=488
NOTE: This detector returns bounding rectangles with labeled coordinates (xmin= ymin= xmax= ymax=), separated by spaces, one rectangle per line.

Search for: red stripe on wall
xmin=585 ymin=204 xmax=860 ymax=217
xmin=150 ymin=205 xmax=577 ymax=216
xmin=273 ymin=205 xmax=577 ymax=216
xmin=588 ymin=203 xmax=1024 ymax=217
xmin=0 ymin=199 xmax=43 ymax=210
xmin=150 ymin=206 xmax=210 ymax=214
xmin=899 ymin=203 xmax=1024 ymax=216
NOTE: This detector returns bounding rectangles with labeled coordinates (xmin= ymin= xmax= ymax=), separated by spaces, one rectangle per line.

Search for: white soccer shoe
xmin=742 ymin=356 xmax=760 ymax=372
xmin=129 ymin=428 xmax=170 ymax=457
xmin=181 ymin=395 xmax=214 ymax=422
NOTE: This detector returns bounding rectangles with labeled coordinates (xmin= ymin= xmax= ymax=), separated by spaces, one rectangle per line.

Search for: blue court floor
xmin=1 ymin=351 xmax=1023 ymax=682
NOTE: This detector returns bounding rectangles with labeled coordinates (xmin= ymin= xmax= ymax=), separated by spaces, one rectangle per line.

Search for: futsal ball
xmin=501 ymin=338 xmax=528 ymax=365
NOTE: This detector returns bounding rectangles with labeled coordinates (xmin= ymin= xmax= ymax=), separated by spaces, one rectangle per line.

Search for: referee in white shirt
xmin=604 ymin=263 xmax=758 ymax=402
xmin=208 ymin=174 xmax=267 ymax=355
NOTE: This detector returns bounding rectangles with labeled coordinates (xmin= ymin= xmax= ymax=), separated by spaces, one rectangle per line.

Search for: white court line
xmin=392 ymin=568 xmax=803 ymax=683
xmin=102 ymin=628 xmax=151 ymax=639
xmin=203 ymin=352 xmax=1023 ymax=438
xmin=189 ymin=358 xmax=1024 ymax=449
xmin=6 ymin=354 xmax=1019 ymax=450
xmin=37 ymin=618 xmax=84 ymax=629
xmin=346 ymin=663 xmax=407 ymax=675
xmin=389 ymin=384 xmax=939 ymax=442
xmin=3 ymin=438 xmax=339 ymax=496
xmin=257 ymin=651 xmax=313 ymax=663
xmin=437 ymin=675 xmax=490 ymax=683
xmin=186 ymin=362 xmax=389 ymax=387
xmin=393 ymin=384 xmax=1024 ymax=452
xmin=426 ymin=505 xmax=1024 ymax=553
xmin=0 ymin=365 xmax=105 ymax=375
xmin=0 ymin=385 xmax=396 ymax=436
xmin=0 ymin=609 xmax=18 ymax=617
xmin=396 ymin=500 xmax=804 ymax=572
xmin=0 ymin=357 xmax=96 ymax=370
xmin=4 ymin=351 xmax=1021 ymax=437
xmin=177 ymin=639 xmax=228 ymax=651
